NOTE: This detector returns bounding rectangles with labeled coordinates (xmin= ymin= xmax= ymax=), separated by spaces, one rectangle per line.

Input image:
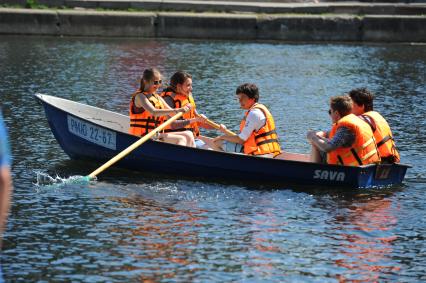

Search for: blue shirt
xmin=329 ymin=126 xmax=356 ymax=150
xmin=0 ymin=112 xmax=11 ymax=167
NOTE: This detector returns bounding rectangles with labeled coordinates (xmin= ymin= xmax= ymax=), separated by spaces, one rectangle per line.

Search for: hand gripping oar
xmin=86 ymin=112 xmax=184 ymax=181
xmin=196 ymin=114 xmax=237 ymax=136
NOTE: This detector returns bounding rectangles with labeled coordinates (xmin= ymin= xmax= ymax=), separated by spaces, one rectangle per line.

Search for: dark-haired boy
xmin=213 ymin=83 xmax=281 ymax=157
xmin=349 ymin=88 xmax=400 ymax=163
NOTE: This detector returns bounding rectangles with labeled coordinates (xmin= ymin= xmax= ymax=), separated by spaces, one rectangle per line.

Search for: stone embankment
xmin=0 ymin=1 xmax=425 ymax=42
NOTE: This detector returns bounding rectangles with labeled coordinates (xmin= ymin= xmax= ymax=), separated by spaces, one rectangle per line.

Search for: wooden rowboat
xmin=35 ymin=93 xmax=410 ymax=188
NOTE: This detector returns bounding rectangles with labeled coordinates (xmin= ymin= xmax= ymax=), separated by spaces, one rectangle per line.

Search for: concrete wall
xmin=0 ymin=8 xmax=60 ymax=35
xmin=57 ymin=10 xmax=155 ymax=37
xmin=0 ymin=8 xmax=425 ymax=42
xmin=363 ymin=15 xmax=426 ymax=42
xmin=257 ymin=15 xmax=363 ymax=41
xmin=156 ymin=12 xmax=258 ymax=40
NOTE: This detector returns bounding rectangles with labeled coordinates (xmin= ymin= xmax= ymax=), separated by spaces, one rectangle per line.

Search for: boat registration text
xmin=67 ymin=115 xmax=116 ymax=150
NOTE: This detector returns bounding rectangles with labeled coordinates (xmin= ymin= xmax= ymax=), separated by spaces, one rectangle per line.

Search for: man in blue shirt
xmin=306 ymin=95 xmax=356 ymax=163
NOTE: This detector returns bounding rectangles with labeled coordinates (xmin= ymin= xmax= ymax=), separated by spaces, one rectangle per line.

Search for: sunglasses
xmin=153 ymin=80 xmax=162 ymax=85
xmin=328 ymin=109 xmax=332 ymax=115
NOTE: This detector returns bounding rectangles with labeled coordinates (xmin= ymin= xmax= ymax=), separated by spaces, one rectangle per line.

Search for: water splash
xmin=35 ymin=171 xmax=94 ymax=187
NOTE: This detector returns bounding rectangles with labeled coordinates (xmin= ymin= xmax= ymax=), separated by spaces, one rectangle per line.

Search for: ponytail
xmin=162 ymin=85 xmax=176 ymax=93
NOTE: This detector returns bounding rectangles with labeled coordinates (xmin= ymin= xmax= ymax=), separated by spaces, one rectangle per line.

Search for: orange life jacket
xmin=327 ymin=114 xmax=381 ymax=166
xmin=239 ymin=103 xmax=281 ymax=156
xmin=360 ymin=111 xmax=400 ymax=163
xmin=129 ymin=91 xmax=165 ymax=136
xmin=161 ymin=91 xmax=200 ymax=136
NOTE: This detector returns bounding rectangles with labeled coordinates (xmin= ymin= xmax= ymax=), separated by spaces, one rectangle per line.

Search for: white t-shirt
xmin=238 ymin=108 xmax=266 ymax=141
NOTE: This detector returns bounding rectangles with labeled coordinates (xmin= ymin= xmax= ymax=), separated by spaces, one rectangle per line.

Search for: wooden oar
xmin=197 ymin=114 xmax=237 ymax=136
xmin=86 ymin=112 xmax=184 ymax=180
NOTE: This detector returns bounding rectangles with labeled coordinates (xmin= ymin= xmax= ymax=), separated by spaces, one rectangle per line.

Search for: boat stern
xmin=357 ymin=163 xmax=410 ymax=188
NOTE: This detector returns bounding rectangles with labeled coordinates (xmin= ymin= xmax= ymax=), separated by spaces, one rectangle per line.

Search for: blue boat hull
xmin=36 ymin=94 xmax=409 ymax=188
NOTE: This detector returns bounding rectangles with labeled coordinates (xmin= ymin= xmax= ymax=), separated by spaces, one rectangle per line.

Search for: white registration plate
xmin=67 ymin=115 xmax=116 ymax=150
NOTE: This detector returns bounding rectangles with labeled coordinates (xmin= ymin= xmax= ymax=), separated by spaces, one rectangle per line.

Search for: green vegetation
xmin=0 ymin=3 xmax=147 ymax=12
xmin=0 ymin=3 xmax=22 ymax=8
xmin=126 ymin=7 xmax=145 ymax=12
xmin=25 ymin=0 xmax=46 ymax=9
xmin=94 ymin=7 xmax=146 ymax=12
xmin=0 ymin=0 xmax=57 ymax=9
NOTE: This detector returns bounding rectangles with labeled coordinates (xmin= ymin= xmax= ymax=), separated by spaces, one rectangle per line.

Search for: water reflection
xmin=108 ymin=196 xmax=203 ymax=281
xmin=315 ymin=192 xmax=400 ymax=282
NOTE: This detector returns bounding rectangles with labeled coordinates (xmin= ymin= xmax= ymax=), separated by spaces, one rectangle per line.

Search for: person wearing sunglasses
xmin=306 ymin=95 xmax=381 ymax=166
xmin=161 ymin=71 xmax=214 ymax=148
xmin=349 ymin=88 xmax=400 ymax=164
xmin=129 ymin=68 xmax=195 ymax=147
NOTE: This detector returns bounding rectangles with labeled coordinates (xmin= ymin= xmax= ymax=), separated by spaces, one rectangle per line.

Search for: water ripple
xmin=0 ymin=36 xmax=425 ymax=282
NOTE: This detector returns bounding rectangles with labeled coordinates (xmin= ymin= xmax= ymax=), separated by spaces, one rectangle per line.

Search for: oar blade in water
xmin=35 ymin=172 xmax=95 ymax=187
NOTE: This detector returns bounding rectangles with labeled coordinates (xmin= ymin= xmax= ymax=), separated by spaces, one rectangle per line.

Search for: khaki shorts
xmin=222 ymin=141 xmax=244 ymax=153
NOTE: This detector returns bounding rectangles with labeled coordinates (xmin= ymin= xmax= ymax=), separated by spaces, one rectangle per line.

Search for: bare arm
xmin=170 ymin=119 xmax=191 ymax=129
xmin=169 ymin=116 xmax=207 ymax=129
xmin=216 ymin=134 xmax=245 ymax=144
xmin=213 ymin=109 xmax=263 ymax=144
xmin=213 ymin=123 xmax=245 ymax=144
xmin=307 ymin=131 xmax=335 ymax=152
xmin=134 ymin=94 xmax=187 ymax=117
xmin=0 ymin=166 xmax=12 ymax=248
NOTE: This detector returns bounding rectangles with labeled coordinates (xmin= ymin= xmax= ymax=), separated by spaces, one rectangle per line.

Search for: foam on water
xmin=35 ymin=171 xmax=94 ymax=187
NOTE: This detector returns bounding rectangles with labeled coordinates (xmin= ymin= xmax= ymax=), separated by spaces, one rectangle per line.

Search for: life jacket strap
xmin=337 ymin=155 xmax=345 ymax=165
xmin=129 ymin=124 xmax=157 ymax=129
xmin=377 ymin=135 xmax=392 ymax=148
xmin=360 ymin=114 xmax=377 ymax=132
xmin=256 ymin=139 xmax=279 ymax=146
xmin=357 ymin=137 xmax=375 ymax=151
xmin=350 ymin=148 xmax=363 ymax=165
xmin=339 ymin=137 xmax=378 ymax=166
xmin=255 ymin=130 xmax=277 ymax=140
xmin=130 ymin=118 xmax=155 ymax=122
xmin=360 ymin=149 xmax=380 ymax=162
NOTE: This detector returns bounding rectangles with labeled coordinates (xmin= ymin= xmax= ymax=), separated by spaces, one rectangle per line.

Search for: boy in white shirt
xmin=212 ymin=83 xmax=281 ymax=157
